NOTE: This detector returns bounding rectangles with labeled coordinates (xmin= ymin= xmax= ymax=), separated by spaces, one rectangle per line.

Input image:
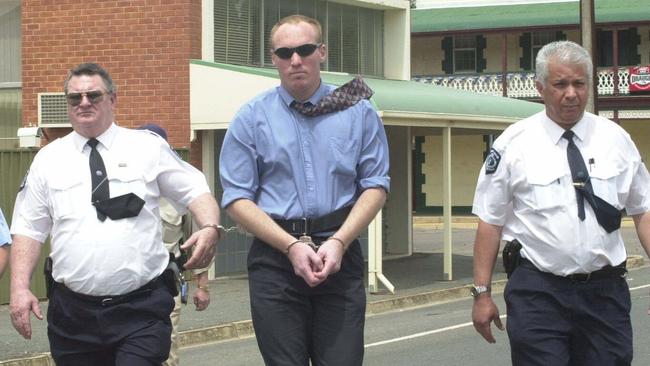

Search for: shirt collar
xmin=541 ymin=112 xmax=590 ymax=145
xmin=278 ymin=80 xmax=329 ymax=107
xmin=72 ymin=122 xmax=118 ymax=152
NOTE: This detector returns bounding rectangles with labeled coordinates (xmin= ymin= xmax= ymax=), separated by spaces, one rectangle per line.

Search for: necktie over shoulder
xmin=290 ymin=76 xmax=374 ymax=117
xmin=562 ymin=130 xmax=621 ymax=233
xmin=88 ymin=138 xmax=109 ymax=221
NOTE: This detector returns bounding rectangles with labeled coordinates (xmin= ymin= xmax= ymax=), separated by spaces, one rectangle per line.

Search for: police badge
xmin=485 ymin=148 xmax=501 ymax=175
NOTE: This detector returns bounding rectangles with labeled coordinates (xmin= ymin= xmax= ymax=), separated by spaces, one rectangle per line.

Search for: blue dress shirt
xmin=0 ymin=208 xmax=11 ymax=245
xmin=220 ymin=82 xmax=390 ymax=220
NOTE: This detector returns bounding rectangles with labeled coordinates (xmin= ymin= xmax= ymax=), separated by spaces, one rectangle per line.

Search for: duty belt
xmin=273 ymin=205 xmax=352 ymax=237
xmin=520 ymin=258 xmax=627 ymax=282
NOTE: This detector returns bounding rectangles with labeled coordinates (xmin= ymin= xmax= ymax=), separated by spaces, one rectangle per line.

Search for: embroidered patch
xmin=485 ymin=148 xmax=501 ymax=175
xmin=18 ymin=169 xmax=29 ymax=192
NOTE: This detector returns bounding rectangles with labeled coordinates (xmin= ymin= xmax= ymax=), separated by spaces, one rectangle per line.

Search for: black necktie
xmin=87 ymin=138 xmax=109 ymax=221
xmin=290 ymin=76 xmax=374 ymax=117
xmin=563 ymin=130 xmax=593 ymax=220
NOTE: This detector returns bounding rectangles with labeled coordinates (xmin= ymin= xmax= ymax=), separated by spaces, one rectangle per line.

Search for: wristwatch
xmin=470 ymin=284 xmax=491 ymax=298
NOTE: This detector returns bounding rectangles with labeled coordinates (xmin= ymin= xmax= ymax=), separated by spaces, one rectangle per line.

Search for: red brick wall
xmin=22 ymin=0 xmax=203 ymax=167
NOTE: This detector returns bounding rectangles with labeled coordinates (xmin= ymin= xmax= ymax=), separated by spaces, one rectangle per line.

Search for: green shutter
xmin=476 ymin=35 xmax=487 ymax=73
xmin=442 ymin=36 xmax=453 ymax=74
xmin=519 ymin=32 xmax=532 ymax=70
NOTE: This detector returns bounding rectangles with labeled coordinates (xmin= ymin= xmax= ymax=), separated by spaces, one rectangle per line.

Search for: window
xmin=596 ymin=28 xmax=641 ymax=67
xmin=453 ymin=35 xmax=476 ymax=73
xmin=531 ymin=31 xmax=557 ymax=70
xmin=213 ymin=0 xmax=384 ymax=77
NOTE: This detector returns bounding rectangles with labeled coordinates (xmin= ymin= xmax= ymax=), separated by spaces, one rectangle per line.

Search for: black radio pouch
xmin=502 ymin=240 xmax=522 ymax=279
xmin=44 ymin=256 xmax=54 ymax=299
xmin=161 ymin=253 xmax=180 ymax=297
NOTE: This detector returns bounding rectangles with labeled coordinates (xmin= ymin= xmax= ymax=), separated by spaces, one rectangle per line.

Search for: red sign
xmin=629 ymin=66 xmax=650 ymax=93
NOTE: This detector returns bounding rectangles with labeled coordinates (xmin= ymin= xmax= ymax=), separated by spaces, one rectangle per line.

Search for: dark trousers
xmin=248 ymin=237 xmax=366 ymax=366
xmin=505 ymin=263 xmax=632 ymax=366
xmin=47 ymin=278 xmax=174 ymax=366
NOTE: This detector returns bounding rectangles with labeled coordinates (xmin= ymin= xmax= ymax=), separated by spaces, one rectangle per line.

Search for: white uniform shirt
xmin=11 ymin=123 xmax=210 ymax=295
xmin=473 ymin=111 xmax=650 ymax=276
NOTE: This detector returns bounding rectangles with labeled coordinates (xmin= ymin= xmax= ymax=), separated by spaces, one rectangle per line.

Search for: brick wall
xmin=22 ymin=0 xmax=203 ymax=167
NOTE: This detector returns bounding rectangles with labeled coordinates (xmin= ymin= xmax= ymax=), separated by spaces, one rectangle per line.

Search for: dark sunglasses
xmin=66 ymin=90 xmax=108 ymax=106
xmin=273 ymin=43 xmax=321 ymax=60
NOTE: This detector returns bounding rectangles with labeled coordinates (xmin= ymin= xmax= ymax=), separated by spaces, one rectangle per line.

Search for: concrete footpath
xmin=1 ymin=219 xmax=647 ymax=365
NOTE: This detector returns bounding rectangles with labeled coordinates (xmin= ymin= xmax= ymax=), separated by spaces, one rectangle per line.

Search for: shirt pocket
xmin=109 ymin=166 xmax=147 ymax=199
xmin=49 ymin=175 xmax=85 ymax=220
xmin=527 ymin=169 xmax=567 ymax=210
xmin=590 ymin=163 xmax=621 ymax=207
xmin=328 ymin=137 xmax=359 ymax=177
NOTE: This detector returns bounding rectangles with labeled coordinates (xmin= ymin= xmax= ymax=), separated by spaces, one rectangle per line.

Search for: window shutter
xmin=519 ymin=32 xmax=532 ymax=71
xmin=555 ymin=31 xmax=566 ymax=41
xmin=619 ymin=28 xmax=640 ymax=66
xmin=476 ymin=35 xmax=487 ymax=73
xmin=442 ymin=36 xmax=453 ymax=75
xmin=341 ymin=5 xmax=360 ymax=74
xmin=327 ymin=3 xmax=343 ymax=72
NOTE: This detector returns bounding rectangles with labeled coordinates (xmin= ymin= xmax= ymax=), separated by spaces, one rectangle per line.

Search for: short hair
xmin=269 ymin=15 xmax=322 ymax=49
xmin=535 ymin=40 xmax=593 ymax=85
xmin=64 ymin=63 xmax=116 ymax=95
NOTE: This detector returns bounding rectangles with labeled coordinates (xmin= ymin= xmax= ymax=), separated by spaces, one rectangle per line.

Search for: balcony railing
xmin=412 ymin=67 xmax=632 ymax=98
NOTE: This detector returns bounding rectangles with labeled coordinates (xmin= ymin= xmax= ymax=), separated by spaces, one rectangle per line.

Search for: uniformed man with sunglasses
xmin=220 ymin=14 xmax=390 ymax=366
xmin=9 ymin=62 xmax=221 ymax=365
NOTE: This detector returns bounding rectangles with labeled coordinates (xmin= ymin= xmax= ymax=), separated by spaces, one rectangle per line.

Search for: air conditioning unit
xmin=38 ymin=93 xmax=71 ymax=127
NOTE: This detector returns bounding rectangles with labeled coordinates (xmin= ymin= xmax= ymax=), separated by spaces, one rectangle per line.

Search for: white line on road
xmin=365 ymin=315 xmax=507 ymax=348
xmin=366 ymin=282 xmax=650 ymax=349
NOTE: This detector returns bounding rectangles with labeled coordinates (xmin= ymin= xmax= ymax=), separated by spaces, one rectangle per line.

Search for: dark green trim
xmin=413 ymin=136 xmax=427 ymax=212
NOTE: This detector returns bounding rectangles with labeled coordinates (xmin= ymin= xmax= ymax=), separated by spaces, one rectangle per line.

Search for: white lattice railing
xmin=413 ymin=67 xmax=632 ymax=98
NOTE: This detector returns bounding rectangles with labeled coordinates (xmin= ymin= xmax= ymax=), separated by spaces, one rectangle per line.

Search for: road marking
xmin=366 ymin=283 xmax=650 ymax=349
xmin=365 ymin=315 xmax=507 ymax=348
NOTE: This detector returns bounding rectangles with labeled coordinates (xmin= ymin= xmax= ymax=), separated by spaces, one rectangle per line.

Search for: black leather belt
xmin=54 ymin=276 xmax=164 ymax=307
xmin=520 ymin=258 xmax=627 ymax=282
xmin=273 ymin=205 xmax=352 ymax=236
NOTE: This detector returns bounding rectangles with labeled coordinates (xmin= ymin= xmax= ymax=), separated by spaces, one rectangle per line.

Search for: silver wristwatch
xmin=470 ymin=284 xmax=491 ymax=298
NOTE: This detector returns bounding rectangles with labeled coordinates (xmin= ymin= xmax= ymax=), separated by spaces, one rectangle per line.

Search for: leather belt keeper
xmin=520 ymin=258 xmax=627 ymax=282
xmin=273 ymin=205 xmax=352 ymax=236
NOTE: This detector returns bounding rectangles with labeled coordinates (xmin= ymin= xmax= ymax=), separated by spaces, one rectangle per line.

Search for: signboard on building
xmin=629 ymin=66 xmax=650 ymax=93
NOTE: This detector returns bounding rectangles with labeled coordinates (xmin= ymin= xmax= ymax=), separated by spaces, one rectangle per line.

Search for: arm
xmin=315 ymin=188 xmax=387 ymax=279
xmin=632 ymin=211 xmax=650 ymax=315
xmin=180 ymin=192 xmax=220 ymax=269
xmin=9 ymin=234 xmax=44 ymax=339
xmin=226 ymin=199 xmax=325 ymax=287
xmin=0 ymin=245 xmax=9 ymax=279
xmin=472 ymin=219 xmax=505 ymax=343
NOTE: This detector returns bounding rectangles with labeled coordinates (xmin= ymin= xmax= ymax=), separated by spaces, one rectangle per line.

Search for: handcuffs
xmin=286 ymin=235 xmax=319 ymax=254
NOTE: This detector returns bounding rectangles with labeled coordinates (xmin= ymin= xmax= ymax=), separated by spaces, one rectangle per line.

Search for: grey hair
xmin=535 ymin=40 xmax=593 ymax=85
xmin=64 ymin=63 xmax=116 ymax=95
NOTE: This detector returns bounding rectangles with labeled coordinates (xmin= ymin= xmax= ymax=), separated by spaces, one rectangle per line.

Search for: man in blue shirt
xmin=0 ymin=207 xmax=11 ymax=278
xmin=219 ymin=14 xmax=390 ymax=366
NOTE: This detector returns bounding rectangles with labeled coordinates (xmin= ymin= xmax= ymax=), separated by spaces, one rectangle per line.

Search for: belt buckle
xmin=298 ymin=235 xmax=319 ymax=252
xmin=291 ymin=218 xmax=311 ymax=237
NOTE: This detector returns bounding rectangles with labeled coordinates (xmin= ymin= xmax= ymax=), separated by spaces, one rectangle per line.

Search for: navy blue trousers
xmin=505 ymin=263 xmax=632 ymax=366
xmin=47 ymin=279 xmax=174 ymax=366
xmin=248 ymin=238 xmax=366 ymax=366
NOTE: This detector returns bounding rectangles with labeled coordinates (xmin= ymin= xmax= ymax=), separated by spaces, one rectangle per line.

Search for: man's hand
xmin=472 ymin=295 xmax=504 ymax=343
xmin=287 ymin=242 xmax=324 ymax=287
xmin=193 ymin=287 xmax=210 ymax=311
xmin=10 ymin=288 xmax=43 ymax=339
xmin=181 ymin=226 xmax=219 ymax=269
xmin=314 ymin=239 xmax=345 ymax=281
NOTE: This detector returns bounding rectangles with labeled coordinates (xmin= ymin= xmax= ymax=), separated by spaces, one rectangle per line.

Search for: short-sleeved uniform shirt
xmin=473 ymin=111 xmax=650 ymax=276
xmin=11 ymin=123 xmax=210 ymax=295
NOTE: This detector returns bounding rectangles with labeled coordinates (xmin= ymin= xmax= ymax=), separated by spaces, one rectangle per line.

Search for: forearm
xmin=632 ymin=211 xmax=650 ymax=258
xmin=196 ymin=271 xmax=209 ymax=288
xmin=10 ymin=235 xmax=42 ymax=292
xmin=332 ymin=188 xmax=386 ymax=248
xmin=473 ymin=220 xmax=503 ymax=286
xmin=187 ymin=192 xmax=221 ymax=227
xmin=0 ymin=246 xmax=9 ymax=279
xmin=225 ymin=199 xmax=296 ymax=252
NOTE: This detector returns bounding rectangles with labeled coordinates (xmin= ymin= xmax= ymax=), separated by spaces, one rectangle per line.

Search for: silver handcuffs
xmin=299 ymin=235 xmax=320 ymax=252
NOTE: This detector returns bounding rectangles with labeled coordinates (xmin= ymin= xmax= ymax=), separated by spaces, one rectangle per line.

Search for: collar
xmin=278 ymin=81 xmax=329 ymax=108
xmin=541 ymin=112 xmax=590 ymax=145
xmin=72 ymin=122 xmax=118 ymax=153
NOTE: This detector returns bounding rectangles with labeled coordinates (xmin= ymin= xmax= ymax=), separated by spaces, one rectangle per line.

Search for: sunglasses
xmin=273 ymin=43 xmax=321 ymax=60
xmin=66 ymin=90 xmax=108 ymax=106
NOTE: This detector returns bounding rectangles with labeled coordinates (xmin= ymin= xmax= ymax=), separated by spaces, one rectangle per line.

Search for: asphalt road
xmin=179 ymin=266 xmax=650 ymax=366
